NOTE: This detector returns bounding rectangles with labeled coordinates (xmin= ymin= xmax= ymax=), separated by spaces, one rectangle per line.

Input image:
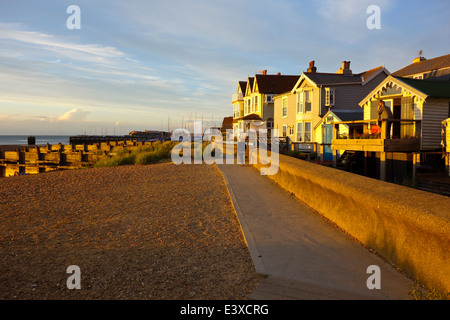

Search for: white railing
xmin=232 ymin=93 xmax=243 ymax=102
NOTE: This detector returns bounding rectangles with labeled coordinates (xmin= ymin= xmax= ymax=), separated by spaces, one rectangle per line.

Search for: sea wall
xmin=252 ymin=151 xmax=450 ymax=295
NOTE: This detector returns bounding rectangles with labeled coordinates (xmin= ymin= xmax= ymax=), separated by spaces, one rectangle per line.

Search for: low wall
xmin=253 ymin=152 xmax=450 ymax=295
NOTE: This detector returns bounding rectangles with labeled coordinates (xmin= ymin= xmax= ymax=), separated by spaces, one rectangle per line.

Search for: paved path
xmin=217 ymin=163 xmax=415 ymax=300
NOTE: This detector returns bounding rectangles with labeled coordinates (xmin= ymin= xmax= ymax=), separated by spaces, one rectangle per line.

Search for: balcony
xmin=331 ymin=119 xmax=421 ymax=153
xmin=232 ymin=93 xmax=243 ymax=102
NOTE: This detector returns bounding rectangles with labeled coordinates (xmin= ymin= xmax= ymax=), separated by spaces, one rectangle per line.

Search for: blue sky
xmin=0 ymin=0 xmax=449 ymax=135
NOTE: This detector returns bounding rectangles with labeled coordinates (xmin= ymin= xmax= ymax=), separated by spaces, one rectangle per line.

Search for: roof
xmin=254 ymin=74 xmax=300 ymax=94
xmin=303 ymin=72 xmax=362 ymax=85
xmin=246 ymin=77 xmax=254 ymax=94
xmin=392 ymin=54 xmax=450 ymax=77
xmin=393 ymin=76 xmax=450 ymax=98
xmin=332 ymin=110 xmax=364 ymax=122
xmin=242 ymin=114 xmax=262 ymax=121
xmin=238 ymin=81 xmax=247 ymax=94
xmin=302 ymin=66 xmax=388 ymax=86
xmin=314 ymin=110 xmax=363 ymax=129
xmin=221 ymin=116 xmax=233 ymax=130
xmin=361 ymin=66 xmax=386 ymax=82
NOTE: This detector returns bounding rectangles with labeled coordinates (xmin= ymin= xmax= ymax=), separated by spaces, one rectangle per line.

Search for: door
xmin=392 ymin=98 xmax=401 ymax=138
xmin=322 ymin=124 xmax=333 ymax=161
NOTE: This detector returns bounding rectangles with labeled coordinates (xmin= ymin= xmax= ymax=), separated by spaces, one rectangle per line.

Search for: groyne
xmin=0 ymin=140 xmax=156 ymax=177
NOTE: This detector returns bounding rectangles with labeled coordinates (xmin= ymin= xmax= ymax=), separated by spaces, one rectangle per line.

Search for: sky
xmin=0 ymin=0 xmax=449 ymax=135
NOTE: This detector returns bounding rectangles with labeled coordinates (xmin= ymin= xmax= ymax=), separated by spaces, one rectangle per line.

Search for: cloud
xmin=57 ymin=108 xmax=92 ymax=122
xmin=0 ymin=23 xmax=124 ymax=63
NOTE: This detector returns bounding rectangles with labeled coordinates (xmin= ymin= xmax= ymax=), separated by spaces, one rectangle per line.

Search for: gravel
xmin=0 ymin=163 xmax=261 ymax=300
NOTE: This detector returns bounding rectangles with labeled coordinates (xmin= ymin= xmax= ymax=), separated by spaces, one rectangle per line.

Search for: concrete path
xmin=217 ymin=163 xmax=415 ymax=300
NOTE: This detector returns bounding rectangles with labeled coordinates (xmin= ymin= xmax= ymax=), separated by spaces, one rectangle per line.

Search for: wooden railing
xmin=332 ymin=119 xmax=422 ymax=140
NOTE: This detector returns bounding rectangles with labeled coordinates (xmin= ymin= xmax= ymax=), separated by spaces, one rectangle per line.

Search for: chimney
xmin=262 ymin=69 xmax=267 ymax=75
xmin=337 ymin=61 xmax=352 ymax=76
xmin=277 ymin=72 xmax=281 ymax=75
xmin=413 ymin=56 xmax=426 ymax=63
xmin=413 ymin=50 xmax=427 ymax=63
xmin=307 ymin=60 xmax=317 ymax=73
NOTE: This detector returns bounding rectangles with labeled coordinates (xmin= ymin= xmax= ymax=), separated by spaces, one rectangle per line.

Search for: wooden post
xmin=332 ymin=123 xmax=338 ymax=167
xmin=445 ymin=152 xmax=450 ymax=177
xmin=380 ymin=152 xmax=386 ymax=181
xmin=364 ymin=151 xmax=368 ymax=176
xmin=412 ymin=152 xmax=418 ymax=181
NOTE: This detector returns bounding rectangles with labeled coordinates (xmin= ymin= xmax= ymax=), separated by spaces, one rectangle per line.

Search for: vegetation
xmin=93 ymin=141 xmax=177 ymax=167
xmin=408 ymin=281 xmax=449 ymax=300
xmin=92 ymin=140 xmax=222 ymax=167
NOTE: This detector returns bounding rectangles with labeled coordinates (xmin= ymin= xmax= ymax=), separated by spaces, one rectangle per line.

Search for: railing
xmin=332 ymin=119 xmax=422 ymax=140
xmin=232 ymin=93 xmax=243 ymax=102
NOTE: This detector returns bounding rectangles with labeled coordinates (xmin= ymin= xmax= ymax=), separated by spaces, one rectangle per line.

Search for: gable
xmin=359 ymin=75 xmax=429 ymax=107
xmin=292 ymin=74 xmax=318 ymax=93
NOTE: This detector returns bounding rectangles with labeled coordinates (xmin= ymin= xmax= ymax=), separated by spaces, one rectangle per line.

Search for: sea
xmin=0 ymin=135 xmax=71 ymax=146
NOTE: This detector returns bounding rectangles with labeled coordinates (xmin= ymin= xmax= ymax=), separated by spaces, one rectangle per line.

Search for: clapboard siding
xmin=421 ymin=98 xmax=450 ymax=150
xmin=323 ymin=72 xmax=387 ymax=117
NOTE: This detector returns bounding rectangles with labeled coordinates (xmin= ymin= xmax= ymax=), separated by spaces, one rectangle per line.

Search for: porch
xmin=331 ymin=119 xmax=422 ymax=181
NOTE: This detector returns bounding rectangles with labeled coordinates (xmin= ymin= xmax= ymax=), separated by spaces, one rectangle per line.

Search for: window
xmin=297 ymin=92 xmax=303 ymax=113
xmin=305 ymin=91 xmax=312 ymax=112
xmin=252 ymin=96 xmax=258 ymax=112
xmin=297 ymin=121 xmax=312 ymax=142
xmin=304 ymin=122 xmax=312 ymax=142
xmin=325 ymin=88 xmax=335 ymax=106
xmin=282 ymin=125 xmax=287 ymax=137
xmin=297 ymin=122 xmax=303 ymax=141
xmin=266 ymin=94 xmax=274 ymax=103
xmin=289 ymin=126 xmax=294 ymax=135
xmin=282 ymin=97 xmax=288 ymax=117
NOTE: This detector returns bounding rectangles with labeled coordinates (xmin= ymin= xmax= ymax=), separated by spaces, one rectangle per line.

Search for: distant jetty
xmin=69 ymin=130 xmax=171 ymax=145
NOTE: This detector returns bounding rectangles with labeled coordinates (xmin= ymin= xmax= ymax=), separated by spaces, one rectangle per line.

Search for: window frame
xmin=282 ymin=125 xmax=287 ymax=137
xmin=304 ymin=90 xmax=312 ymax=113
xmin=296 ymin=121 xmax=312 ymax=142
xmin=325 ymin=87 xmax=335 ymax=107
xmin=282 ymin=97 xmax=288 ymax=117
xmin=297 ymin=92 xmax=303 ymax=113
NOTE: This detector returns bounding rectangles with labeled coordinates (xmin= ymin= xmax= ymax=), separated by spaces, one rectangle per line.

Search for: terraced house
xmin=232 ymin=71 xmax=300 ymax=136
xmin=273 ymin=60 xmax=390 ymax=160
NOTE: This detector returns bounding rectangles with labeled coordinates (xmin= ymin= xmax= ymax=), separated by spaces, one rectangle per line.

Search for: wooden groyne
xmin=0 ymin=140 xmax=159 ymax=177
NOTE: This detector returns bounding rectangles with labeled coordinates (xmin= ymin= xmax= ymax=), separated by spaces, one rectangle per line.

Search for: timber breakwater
xmin=0 ymin=139 xmax=163 ymax=177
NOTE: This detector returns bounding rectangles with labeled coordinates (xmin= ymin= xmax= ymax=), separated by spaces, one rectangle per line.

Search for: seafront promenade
xmin=218 ymin=163 xmax=414 ymax=299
